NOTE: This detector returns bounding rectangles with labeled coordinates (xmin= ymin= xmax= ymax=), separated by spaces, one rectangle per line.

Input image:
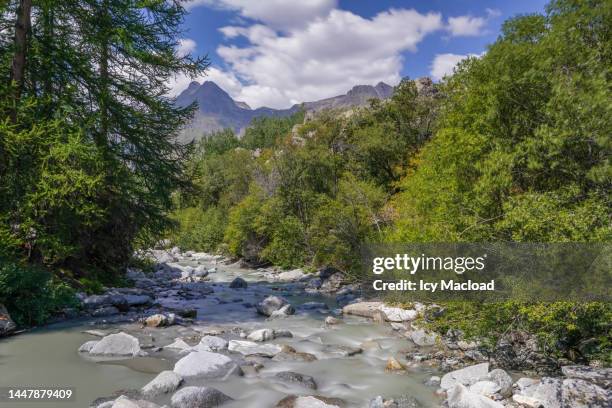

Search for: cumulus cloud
xmin=176 ymin=2 xmax=495 ymax=107
xmin=186 ymin=0 xmax=337 ymax=30
xmin=430 ymin=53 xmax=482 ymax=80
xmin=446 ymin=9 xmax=500 ymax=37
xmin=214 ymin=8 xmax=443 ymax=108
xmin=446 ymin=15 xmax=487 ymax=36
xmin=177 ymin=38 xmax=197 ymax=57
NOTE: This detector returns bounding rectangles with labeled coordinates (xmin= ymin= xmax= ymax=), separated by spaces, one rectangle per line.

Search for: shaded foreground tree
xmin=0 ymin=0 xmax=207 ymax=280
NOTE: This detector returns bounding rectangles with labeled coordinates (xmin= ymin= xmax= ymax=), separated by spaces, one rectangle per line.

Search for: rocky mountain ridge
xmin=175 ymin=80 xmax=403 ymax=142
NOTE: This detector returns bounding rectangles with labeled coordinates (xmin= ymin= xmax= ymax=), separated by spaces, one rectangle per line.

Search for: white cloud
xmin=186 ymin=0 xmax=337 ymax=30
xmin=177 ymin=38 xmax=197 ymax=57
xmin=447 ymin=15 xmax=487 ymax=37
xmin=214 ymin=8 xmax=443 ymax=108
xmin=486 ymin=8 xmax=502 ymax=18
xmin=430 ymin=53 xmax=482 ymax=81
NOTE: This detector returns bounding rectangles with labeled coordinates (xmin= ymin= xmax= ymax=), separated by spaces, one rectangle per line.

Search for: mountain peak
xmin=175 ymin=79 xmax=398 ymax=143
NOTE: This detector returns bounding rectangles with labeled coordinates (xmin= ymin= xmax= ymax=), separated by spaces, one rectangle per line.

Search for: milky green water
xmin=0 ymin=260 xmax=443 ymax=407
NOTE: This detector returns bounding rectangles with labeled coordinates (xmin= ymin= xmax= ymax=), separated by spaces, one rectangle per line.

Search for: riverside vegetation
xmin=0 ymin=0 xmax=610 ymax=393
xmin=171 ymin=0 xmax=611 ymax=367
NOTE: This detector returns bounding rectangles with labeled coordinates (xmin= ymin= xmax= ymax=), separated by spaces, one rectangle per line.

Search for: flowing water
xmin=0 ymin=257 xmax=443 ymax=408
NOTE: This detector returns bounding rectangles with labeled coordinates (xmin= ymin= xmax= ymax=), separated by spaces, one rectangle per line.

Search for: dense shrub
xmin=171 ymin=206 xmax=226 ymax=252
xmin=427 ymin=301 xmax=612 ymax=365
xmin=0 ymin=259 xmax=77 ymax=326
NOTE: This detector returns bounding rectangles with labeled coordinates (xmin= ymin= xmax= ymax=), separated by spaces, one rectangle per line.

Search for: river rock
xmin=487 ymin=369 xmax=512 ymax=397
xmin=307 ymin=278 xmax=323 ymax=289
xmin=370 ymin=395 xmax=420 ymax=408
xmin=275 ymin=395 xmax=345 ymax=408
xmin=514 ymin=377 xmax=540 ymax=396
xmin=256 ymin=296 xmax=292 ymax=316
xmin=278 ymin=269 xmax=306 ymax=282
xmin=515 ymin=377 xmax=562 ymax=408
xmin=369 ymin=396 xmax=384 ymax=408
xmin=79 ymin=340 xmax=100 ymax=353
xmin=408 ymin=329 xmax=439 ymax=346
xmin=385 ymin=357 xmax=405 ymax=371
xmin=193 ymin=265 xmax=209 ymax=278
xmin=170 ymin=386 xmax=232 ymax=408
xmin=425 ymin=376 xmax=441 ymax=387
xmin=270 ymin=304 xmax=296 ymax=318
xmin=324 ymin=316 xmax=342 ymax=325
xmin=468 ymin=380 xmax=500 ymax=397
xmin=247 ymin=328 xmax=275 ymax=342
xmin=511 ymin=394 xmax=543 ymax=408
xmin=229 ymin=277 xmax=247 ymax=289
xmin=111 ymin=396 xmax=160 ymax=408
xmin=561 ymin=378 xmax=610 ymax=408
xmin=440 ymin=363 xmax=489 ymax=390
xmin=275 ymin=371 xmax=318 ymax=390
xmin=83 ymin=294 xmax=113 ymax=309
xmin=124 ymin=294 xmax=153 ymax=307
xmin=319 ymin=272 xmax=345 ymax=292
xmin=228 ymin=340 xmax=282 ymax=357
xmin=142 ymin=370 xmax=183 ymax=399
xmin=272 ymin=347 xmax=318 ymax=362
xmin=173 ymin=351 xmax=239 ymax=379
xmin=0 ymin=304 xmax=16 ymax=336
xmin=446 ymin=384 xmax=503 ymax=408
xmin=151 ymin=250 xmax=177 ymax=264
xmin=342 ymin=302 xmax=383 ymax=318
xmin=561 ymin=365 xmax=612 ymax=388
xmin=89 ymin=332 xmax=142 ymax=356
xmin=145 ymin=313 xmax=175 ymax=327
xmin=92 ymin=306 xmax=120 ymax=317
xmin=165 ymin=338 xmax=191 ymax=351
xmin=379 ymin=305 xmax=418 ymax=322
xmin=196 ymin=336 xmax=228 ymax=352
xmin=274 ymin=329 xmax=293 ymax=338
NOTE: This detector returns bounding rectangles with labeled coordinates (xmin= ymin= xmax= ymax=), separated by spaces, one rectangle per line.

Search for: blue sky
xmin=173 ymin=0 xmax=548 ymax=108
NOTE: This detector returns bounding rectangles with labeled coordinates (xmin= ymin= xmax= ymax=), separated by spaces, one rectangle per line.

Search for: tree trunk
xmin=9 ymin=0 xmax=33 ymax=123
xmin=97 ymin=1 xmax=110 ymax=151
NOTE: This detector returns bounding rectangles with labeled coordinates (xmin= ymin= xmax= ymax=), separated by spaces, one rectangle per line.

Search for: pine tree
xmin=1 ymin=0 xmax=208 ymax=274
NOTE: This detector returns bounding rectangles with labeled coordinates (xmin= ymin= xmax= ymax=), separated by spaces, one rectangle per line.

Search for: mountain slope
xmin=175 ymin=80 xmax=397 ymax=142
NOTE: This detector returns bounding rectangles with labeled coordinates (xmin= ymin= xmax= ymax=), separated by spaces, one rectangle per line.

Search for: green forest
xmin=1 ymin=0 xmax=610 ymax=364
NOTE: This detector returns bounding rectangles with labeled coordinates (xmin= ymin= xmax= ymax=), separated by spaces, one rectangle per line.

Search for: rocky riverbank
xmin=1 ymin=248 xmax=610 ymax=407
